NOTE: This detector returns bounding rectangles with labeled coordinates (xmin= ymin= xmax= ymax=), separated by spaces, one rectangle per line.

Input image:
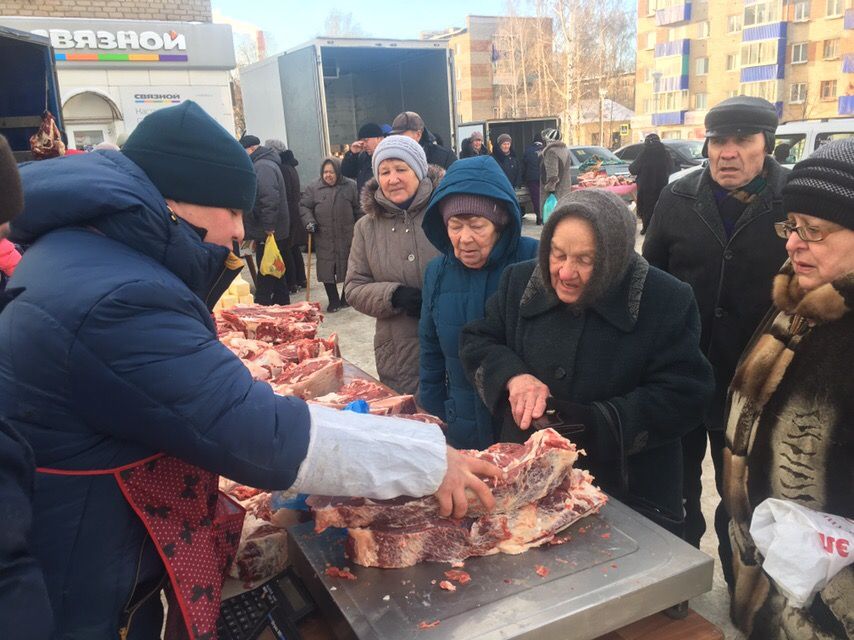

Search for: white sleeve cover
xmin=291 ymin=404 xmax=448 ymax=500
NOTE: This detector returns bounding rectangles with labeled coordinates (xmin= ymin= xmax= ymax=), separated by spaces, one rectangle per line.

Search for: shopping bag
xmin=750 ymin=498 xmax=854 ymax=607
xmin=259 ymin=233 xmax=286 ymax=278
xmin=542 ymin=193 xmax=558 ymax=224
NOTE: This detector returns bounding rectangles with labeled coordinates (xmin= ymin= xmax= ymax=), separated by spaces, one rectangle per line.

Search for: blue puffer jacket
xmin=0 ymin=151 xmax=310 ymax=639
xmin=419 ymin=156 xmax=537 ymax=449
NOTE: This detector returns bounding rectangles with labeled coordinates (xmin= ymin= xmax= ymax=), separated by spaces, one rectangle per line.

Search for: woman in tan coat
xmin=300 ymin=157 xmax=360 ymax=312
xmin=345 ymin=135 xmax=443 ymax=395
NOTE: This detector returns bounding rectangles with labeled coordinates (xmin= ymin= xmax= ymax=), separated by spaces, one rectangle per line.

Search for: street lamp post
xmin=598 ymin=87 xmax=606 ymax=147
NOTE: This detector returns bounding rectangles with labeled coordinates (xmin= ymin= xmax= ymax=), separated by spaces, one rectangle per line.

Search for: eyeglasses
xmin=773 ymin=221 xmax=839 ymax=243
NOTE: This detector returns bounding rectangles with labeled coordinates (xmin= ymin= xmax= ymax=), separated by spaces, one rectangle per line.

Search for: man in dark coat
xmin=241 ymin=134 xmax=291 ymax=305
xmin=460 ymin=189 xmax=713 ymax=524
xmin=629 ymin=133 xmax=674 ymax=234
xmin=460 ymin=130 xmax=489 ymax=159
xmin=266 ymin=140 xmax=308 ymax=292
xmin=392 ymin=111 xmax=457 ymax=169
xmin=491 ymin=133 xmax=523 ymax=188
xmin=0 ymin=133 xmax=53 ymax=639
xmin=642 ymin=96 xmax=789 ymax=574
xmin=523 ymin=134 xmax=543 ymax=220
xmin=342 ymin=122 xmax=385 ymax=195
xmin=0 ymin=102 xmax=498 ymax=639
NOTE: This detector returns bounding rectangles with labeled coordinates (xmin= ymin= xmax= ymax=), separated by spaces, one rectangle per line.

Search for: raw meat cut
xmin=309 ymin=428 xmax=579 ymax=532
xmin=273 ymin=335 xmax=339 ymax=363
xmin=219 ymin=302 xmax=322 ymax=343
xmin=270 ymin=356 xmax=344 ymax=399
xmin=345 ymin=469 xmax=607 ymax=568
xmin=311 ymin=379 xmax=397 ymax=408
xmin=229 ymin=515 xmax=288 ymax=583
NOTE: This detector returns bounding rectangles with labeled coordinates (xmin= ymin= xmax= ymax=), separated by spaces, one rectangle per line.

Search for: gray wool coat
xmin=299 ymin=159 xmax=360 ymax=284
xmin=539 ymin=140 xmax=572 ymax=206
xmin=344 ymin=166 xmax=444 ymax=395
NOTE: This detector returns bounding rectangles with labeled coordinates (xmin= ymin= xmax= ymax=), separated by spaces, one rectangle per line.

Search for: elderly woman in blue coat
xmin=419 ymin=155 xmax=538 ymax=449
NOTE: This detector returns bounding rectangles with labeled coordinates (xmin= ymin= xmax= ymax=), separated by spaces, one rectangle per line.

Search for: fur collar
xmin=360 ymin=165 xmax=445 ymax=218
xmin=772 ymin=261 xmax=854 ymax=325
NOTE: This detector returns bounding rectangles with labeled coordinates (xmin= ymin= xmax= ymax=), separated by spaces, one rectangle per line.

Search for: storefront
xmin=0 ymin=16 xmax=236 ymax=148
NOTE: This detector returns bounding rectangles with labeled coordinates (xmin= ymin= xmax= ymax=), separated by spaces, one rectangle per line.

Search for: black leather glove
xmin=391 ymin=285 xmax=422 ymax=318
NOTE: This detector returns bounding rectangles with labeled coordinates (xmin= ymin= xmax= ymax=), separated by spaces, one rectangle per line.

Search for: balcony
xmin=740 ymin=64 xmax=785 ymax=83
xmin=742 ymin=22 xmax=787 ymax=42
xmin=845 ymin=8 xmax=854 ymax=29
xmin=840 ymin=96 xmax=854 ymax=116
xmin=844 ymin=53 xmax=854 ymax=73
xmin=653 ymin=75 xmax=690 ymax=93
xmin=656 ymin=3 xmax=692 ymax=26
xmin=654 ymin=39 xmax=690 ymax=58
xmin=652 ymin=111 xmax=687 ymax=126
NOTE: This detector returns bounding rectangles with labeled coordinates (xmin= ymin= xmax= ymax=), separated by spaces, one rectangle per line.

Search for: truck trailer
xmin=240 ymin=38 xmax=456 ymax=185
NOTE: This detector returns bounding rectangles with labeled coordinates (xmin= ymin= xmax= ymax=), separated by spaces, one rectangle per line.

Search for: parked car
xmin=668 ymin=118 xmax=854 ymax=183
xmin=614 ymin=139 xmax=704 ymax=173
xmin=567 ymin=145 xmax=631 ymax=183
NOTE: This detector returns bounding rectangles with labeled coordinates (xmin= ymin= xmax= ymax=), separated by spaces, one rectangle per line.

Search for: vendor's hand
xmin=507 ymin=374 xmax=550 ymax=430
xmin=435 ymin=447 xmax=501 ymax=519
xmin=350 ymin=140 xmax=365 ymax=154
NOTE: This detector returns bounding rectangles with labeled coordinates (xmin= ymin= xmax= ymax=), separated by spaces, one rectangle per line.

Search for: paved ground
xmin=277 ymin=213 xmax=743 ymax=638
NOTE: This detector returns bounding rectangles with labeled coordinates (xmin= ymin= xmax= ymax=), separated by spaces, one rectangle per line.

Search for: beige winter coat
xmin=344 ymin=166 xmax=444 ymax=395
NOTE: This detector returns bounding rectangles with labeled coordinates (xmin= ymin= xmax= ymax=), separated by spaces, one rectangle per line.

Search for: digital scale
xmin=218 ymin=567 xmax=315 ymax=640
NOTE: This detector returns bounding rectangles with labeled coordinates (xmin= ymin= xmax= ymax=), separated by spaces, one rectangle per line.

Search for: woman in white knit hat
xmin=344 ymin=135 xmax=444 ymax=395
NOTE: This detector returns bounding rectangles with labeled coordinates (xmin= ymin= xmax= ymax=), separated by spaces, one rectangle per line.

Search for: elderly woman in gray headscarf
xmin=460 ymin=189 xmax=713 ymax=531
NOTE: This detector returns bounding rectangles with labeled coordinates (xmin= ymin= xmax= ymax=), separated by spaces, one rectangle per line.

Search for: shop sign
xmin=31 ymin=28 xmax=186 ymax=52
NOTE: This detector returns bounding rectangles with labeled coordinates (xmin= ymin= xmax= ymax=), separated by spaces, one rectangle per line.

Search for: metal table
xmin=288 ymin=498 xmax=713 ymax=640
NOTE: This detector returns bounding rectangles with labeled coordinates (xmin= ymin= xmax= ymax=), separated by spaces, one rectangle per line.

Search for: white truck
xmin=240 ymin=38 xmax=456 ymax=185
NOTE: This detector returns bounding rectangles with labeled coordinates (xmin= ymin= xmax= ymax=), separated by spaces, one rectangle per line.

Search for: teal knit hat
xmin=122 ymin=101 xmax=256 ymax=211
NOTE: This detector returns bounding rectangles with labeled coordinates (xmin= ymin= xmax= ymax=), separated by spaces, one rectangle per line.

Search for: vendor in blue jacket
xmin=419 ymin=156 xmax=538 ymax=449
xmin=0 ymin=102 xmax=498 ymax=640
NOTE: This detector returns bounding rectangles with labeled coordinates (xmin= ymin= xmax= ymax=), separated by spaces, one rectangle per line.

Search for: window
xmin=792 ymin=42 xmax=808 ymax=64
xmin=726 ymin=53 xmax=739 ymax=70
xmin=826 ymin=0 xmax=842 ymax=17
xmin=820 ymin=79 xmax=837 ymax=100
xmin=790 ymin=82 xmax=807 ymax=103
xmin=662 ymin=131 xmax=682 ymax=140
xmin=794 ymin=0 xmax=810 ymax=21
xmin=816 ymin=132 xmax=854 ymax=149
xmin=646 ymin=31 xmax=656 ymax=50
xmin=697 ymin=21 xmax=710 ymax=38
xmin=741 ymin=80 xmax=779 ymax=102
xmin=742 ymin=41 xmax=778 ymax=66
xmin=775 ymin=134 xmax=807 ymax=162
xmin=744 ymin=0 xmax=780 ymax=26
xmin=727 ymin=15 xmax=742 ymax=32
xmin=695 ymin=93 xmax=708 ymax=109
xmin=823 ymin=39 xmax=840 ymax=59
xmin=729 ymin=90 xmax=740 ymax=98
xmin=696 ymin=57 xmax=709 ymax=75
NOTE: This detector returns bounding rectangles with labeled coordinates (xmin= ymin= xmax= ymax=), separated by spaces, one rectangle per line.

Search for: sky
xmin=211 ymin=0 xmax=524 ymax=53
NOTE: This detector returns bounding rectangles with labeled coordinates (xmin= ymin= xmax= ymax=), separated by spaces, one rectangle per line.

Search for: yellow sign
xmin=619 ymin=124 xmax=629 ymax=136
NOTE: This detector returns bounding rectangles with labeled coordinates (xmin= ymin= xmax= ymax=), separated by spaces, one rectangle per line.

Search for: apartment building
xmin=633 ymin=0 xmax=853 ymax=141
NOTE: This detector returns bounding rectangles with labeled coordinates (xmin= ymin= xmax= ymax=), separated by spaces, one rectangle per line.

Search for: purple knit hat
xmin=439 ymin=193 xmax=509 ymax=228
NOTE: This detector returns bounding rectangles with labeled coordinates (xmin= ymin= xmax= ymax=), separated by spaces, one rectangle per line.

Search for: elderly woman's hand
xmin=506 ymin=374 xmax=550 ymax=430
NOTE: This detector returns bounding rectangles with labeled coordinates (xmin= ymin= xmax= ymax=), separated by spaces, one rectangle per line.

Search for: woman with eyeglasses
xmin=723 ymin=138 xmax=854 ymax=640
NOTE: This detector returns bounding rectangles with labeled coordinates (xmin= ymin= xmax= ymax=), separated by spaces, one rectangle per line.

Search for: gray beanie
xmin=783 ymin=138 xmax=854 ymax=230
xmin=497 ymin=133 xmax=512 ymax=146
xmin=539 ymin=189 xmax=636 ymax=308
xmin=372 ymin=135 xmax=428 ymax=181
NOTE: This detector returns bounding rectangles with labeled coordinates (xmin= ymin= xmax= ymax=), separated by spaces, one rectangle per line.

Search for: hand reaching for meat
xmin=435 ymin=447 xmax=501 ymax=519
xmin=506 ymin=374 xmax=550 ymax=430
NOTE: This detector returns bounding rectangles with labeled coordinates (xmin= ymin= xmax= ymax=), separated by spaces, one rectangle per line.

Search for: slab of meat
xmin=345 ymin=469 xmax=607 ymax=568
xmin=220 ymin=302 xmax=322 ymax=343
xmin=229 ymin=515 xmax=288 ymax=583
xmin=309 ymin=428 xmax=579 ymax=532
xmin=221 ymin=335 xmax=289 ymax=380
xmin=272 ymin=335 xmax=340 ymax=363
xmin=270 ymin=356 xmax=344 ymax=399
xmin=311 ymin=379 xmax=395 ymax=407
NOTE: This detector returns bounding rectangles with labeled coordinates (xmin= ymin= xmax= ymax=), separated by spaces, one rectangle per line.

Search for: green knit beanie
xmin=122 ymin=101 xmax=257 ymax=211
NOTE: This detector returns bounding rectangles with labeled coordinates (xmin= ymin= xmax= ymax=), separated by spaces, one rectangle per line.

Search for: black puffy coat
xmin=460 ymin=257 xmax=713 ymax=517
xmin=280 ymin=150 xmax=307 ymax=247
xmin=523 ymin=141 xmax=543 ymax=182
xmin=629 ymin=139 xmax=673 ymax=229
xmin=246 ymin=146 xmax=290 ymax=242
xmin=492 ymin=147 xmax=523 ymax=187
xmin=642 ymin=158 xmax=789 ymax=430
xmin=421 ymin=127 xmax=457 ymax=169
xmin=341 ymin=150 xmax=374 ymax=195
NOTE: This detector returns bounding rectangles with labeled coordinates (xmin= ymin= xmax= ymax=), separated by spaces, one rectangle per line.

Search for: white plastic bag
xmin=750 ymin=498 xmax=854 ymax=607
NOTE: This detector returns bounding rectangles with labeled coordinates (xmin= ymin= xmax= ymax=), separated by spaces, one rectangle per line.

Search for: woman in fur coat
xmin=723 ymin=138 xmax=854 ymax=639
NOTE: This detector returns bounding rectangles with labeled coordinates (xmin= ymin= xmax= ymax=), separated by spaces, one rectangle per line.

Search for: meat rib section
xmin=308 ymin=428 xmax=580 ymax=532
xmin=307 ymin=429 xmax=607 ymax=569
